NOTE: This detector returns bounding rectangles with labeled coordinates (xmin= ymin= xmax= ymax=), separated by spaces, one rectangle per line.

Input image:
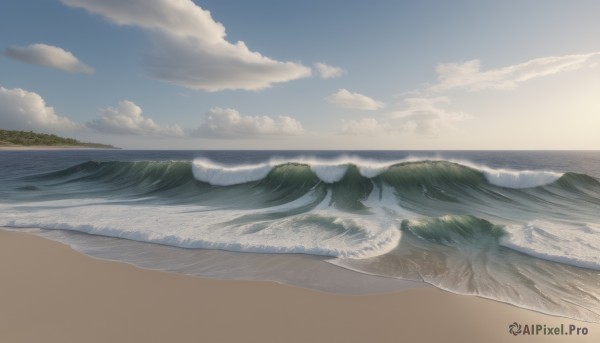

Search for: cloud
xmin=193 ymin=107 xmax=304 ymax=138
xmin=389 ymin=97 xmax=469 ymax=134
xmin=431 ymin=52 xmax=600 ymax=92
xmin=3 ymin=44 xmax=94 ymax=74
xmin=0 ymin=87 xmax=301 ymax=139
xmin=87 ymin=100 xmax=184 ymax=136
xmin=0 ymin=86 xmax=82 ymax=132
xmin=339 ymin=118 xmax=386 ymax=136
xmin=338 ymin=98 xmax=468 ymax=136
xmin=61 ymin=0 xmax=311 ymax=91
xmin=314 ymin=62 xmax=345 ymax=79
xmin=326 ymin=89 xmax=384 ymax=110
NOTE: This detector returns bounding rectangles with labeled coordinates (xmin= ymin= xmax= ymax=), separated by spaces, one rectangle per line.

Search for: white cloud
xmin=61 ymin=0 xmax=311 ymax=91
xmin=338 ymin=98 xmax=468 ymax=136
xmin=87 ymin=100 xmax=184 ymax=136
xmin=389 ymin=97 xmax=469 ymax=134
xmin=431 ymin=52 xmax=600 ymax=92
xmin=0 ymin=86 xmax=81 ymax=132
xmin=4 ymin=43 xmax=94 ymax=74
xmin=339 ymin=118 xmax=386 ymax=136
xmin=314 ymin=62 xmax=345 ymax=79
xmin=326 ymin=89 xmax=384 ymax=110
xmin=193 ymin=107 xmax=304 ymax=138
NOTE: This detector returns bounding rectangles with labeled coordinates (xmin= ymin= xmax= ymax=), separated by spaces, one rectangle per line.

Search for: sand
xmin=1 ymin=230 xmax=598 ymax=343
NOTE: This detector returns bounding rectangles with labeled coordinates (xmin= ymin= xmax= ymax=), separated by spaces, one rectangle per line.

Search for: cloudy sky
xmin=1 ymin=0 xmax=599 ymax=149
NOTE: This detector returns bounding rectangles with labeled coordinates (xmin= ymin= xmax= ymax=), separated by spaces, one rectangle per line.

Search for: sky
xmin=0 ymin=0 xmax=599 ymax=150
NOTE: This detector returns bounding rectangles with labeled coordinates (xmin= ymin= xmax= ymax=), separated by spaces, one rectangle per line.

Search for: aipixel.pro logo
xmin=509 ymin=322 xmax=588 ymax=336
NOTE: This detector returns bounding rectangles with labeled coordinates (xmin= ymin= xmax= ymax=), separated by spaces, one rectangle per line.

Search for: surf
xmin=3 ymin=155 xmax=600 ymax=322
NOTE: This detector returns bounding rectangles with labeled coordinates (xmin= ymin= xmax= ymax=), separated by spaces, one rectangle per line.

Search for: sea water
xmin=0 ymin=150 xmax=599 ymax=322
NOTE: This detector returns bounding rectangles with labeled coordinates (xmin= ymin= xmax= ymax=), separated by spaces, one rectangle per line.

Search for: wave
xmin=333 ymin=214 xmax=600 ymax=323
xmin=480 ymin=168 xmax=563 ymax=188
xmin=400 ymin=214 xmax=506 ymax=243
xmin=192 ymin=157 xmax=565 ymax=188
xmin=192 ymin=157 xmax=391 ymax=185
xmin=12 ymin=157 xmax=600 ymax=264
xmin=27 ymin=157 xmax=571 ymax=193
xmin=4 ymin=156 xmax=600 ymax=322
xmin=18 ymin=158 xmax=593 ymax=225
xmin=501 ymin=220 xmax=600 ymax=270
xmin=192 ymin=159 xmax=273 ymax=186
xmin=0 ymin=192 xmax=403 ymax=259
xmin=18 ymin=158 xmax=600 ymax=220
xmin=8 ymin=158 xmax=600 ymax=264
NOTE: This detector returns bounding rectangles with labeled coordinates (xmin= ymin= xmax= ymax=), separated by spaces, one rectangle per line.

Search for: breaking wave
xmin=3 ymin=156 xmax=600 ymax=322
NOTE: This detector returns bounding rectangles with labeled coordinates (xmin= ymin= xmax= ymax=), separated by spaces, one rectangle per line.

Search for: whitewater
xmin=1 ymin=150 xmax=599 ymax=322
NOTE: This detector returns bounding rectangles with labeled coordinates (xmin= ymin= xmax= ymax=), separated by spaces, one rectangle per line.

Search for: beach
xmin=2 ymin=0 xmax=598 ymax=340
xmin=1 ymin=230 xmax=598 ymax=343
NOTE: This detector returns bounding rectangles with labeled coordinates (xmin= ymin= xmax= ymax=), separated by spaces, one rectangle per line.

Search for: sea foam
xmin=501 ymin=220 xmax=600 ymax=270
xmin=192 ymin=156 xmax=394 ymax=185
xmin=192 ymin=158 xmax=273 ymax=186
xmin=0 ymin=196 xmax=402 ymax=259
xmin=480 ymin=168 xmax=563 ymax=189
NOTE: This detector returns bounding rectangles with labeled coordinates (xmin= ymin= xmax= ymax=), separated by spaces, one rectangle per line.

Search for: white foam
xmin=192 ymin=158 xmax=273 ymax=186
xmin=362 ymin=183 xmax=419 ymax=219
xmin=409 ymin=157 xmax=563 ymax=189
xmin=406 ymin=157 xmax=564 ymax=189
xmin=480 ymin=168 xmax=563 ymax=189
xmin=191 ymin=156 xmax=564 ymax=189
xmin=309 ymin=163 xmax=348 ymax=183
xmin=298 ymin=156 xmax=395 ymax=182
xmin=500 ymin=220 xmax=600 ymax=270
xmin=0 ymin=198 xmax=401 ymax=259
xmin=191 ymin=156 xmax=394 ymax=186
xmin=277 ymin=156 xmax=393 ymax=180
xmin=394 ymin=156 xmax=564 ymax=189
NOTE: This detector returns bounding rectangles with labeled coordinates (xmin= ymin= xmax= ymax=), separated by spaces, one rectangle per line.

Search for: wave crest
xmin=191 ymin=157 xmax=565 ymax=189
xmin=192 ymin=158 xmax=272 ymax=186
xmin=481 ymin=168 xmax=562 ymax=188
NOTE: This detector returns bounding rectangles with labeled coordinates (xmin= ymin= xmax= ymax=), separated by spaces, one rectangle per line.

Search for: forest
xmin=0 ymin=129 xmax=115 ymax=148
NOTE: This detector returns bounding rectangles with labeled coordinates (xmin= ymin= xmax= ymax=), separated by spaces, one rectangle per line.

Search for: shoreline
xmin=1 ymin=230 xmax=598 ymax=343
xmin=0 ymin=145 xmax=118 ymax=150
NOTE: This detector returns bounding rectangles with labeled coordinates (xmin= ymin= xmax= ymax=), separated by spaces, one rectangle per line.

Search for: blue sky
xmin=1 ymin=0 xmax=599 ymax=149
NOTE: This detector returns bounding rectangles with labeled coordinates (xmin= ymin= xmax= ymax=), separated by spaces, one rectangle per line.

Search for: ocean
xmin=1 ymin=150 xmax=599 ymax=322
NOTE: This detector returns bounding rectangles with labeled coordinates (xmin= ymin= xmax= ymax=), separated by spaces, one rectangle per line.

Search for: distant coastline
xmin=0 ymin=145 xmax=118 ymax=150
xmin=0 ymin=129 xmax=118 ymax=149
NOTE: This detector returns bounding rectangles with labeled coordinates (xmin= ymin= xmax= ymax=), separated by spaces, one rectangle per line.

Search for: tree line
xmin=0 ymin=129 xmax=115 ymax=148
